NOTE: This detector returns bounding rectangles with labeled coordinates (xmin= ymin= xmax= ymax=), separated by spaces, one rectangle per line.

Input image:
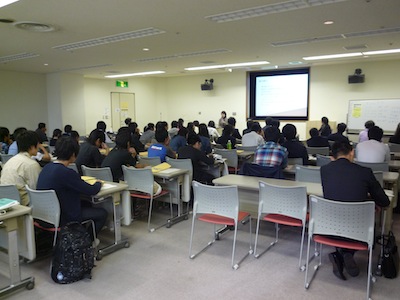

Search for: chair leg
xmin=305 ymin=238 xmax=322 ymax=289
xmin=232 ymin=215 xmax=253 ymax=270
xmin=189 ymin=218 xmax=216 ymax=260
xmin=254 ymin=222 xmax=279 ymax=259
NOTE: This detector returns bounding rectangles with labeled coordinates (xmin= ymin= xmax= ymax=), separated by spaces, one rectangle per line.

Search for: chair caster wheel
xmin=26 ymin=281 xmax=34 ymax=290
xmin=96 ymin=253 xmax=103 ymax=261
xmin=124 ymin=242 xmax=130 ymax=248
xmin=233 ymin=264 xmax=239 ymax=270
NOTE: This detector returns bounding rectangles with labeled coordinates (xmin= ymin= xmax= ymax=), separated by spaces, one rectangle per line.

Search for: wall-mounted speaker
xmin=348 ymin=68 xmax=365 ymax=84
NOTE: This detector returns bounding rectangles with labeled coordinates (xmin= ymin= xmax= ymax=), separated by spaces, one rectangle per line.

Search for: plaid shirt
xmin=254 ymin=142 xmax=288 ymax=168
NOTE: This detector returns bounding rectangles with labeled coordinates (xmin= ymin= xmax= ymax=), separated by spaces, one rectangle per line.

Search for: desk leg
xmin=166 ymin=173 xmax=190 ymax=228
xmin=121 ymin=190 xmax=131 ymax=226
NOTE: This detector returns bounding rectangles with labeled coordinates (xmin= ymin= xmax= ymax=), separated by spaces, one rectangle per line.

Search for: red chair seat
xmin=228 ymin=166 xmax=238 ymax=174
xmin=130 ymin=189 xmax=169 ymax=199
xmin=313 ymin=235 xmax=368 ymax=251
xmin=34 ymin=221 xmax=59 ymax=232
xmin=264 ymin=213 xmax=303 ymax=227
xmin=199 ymin=211 xmax=249 ymax=225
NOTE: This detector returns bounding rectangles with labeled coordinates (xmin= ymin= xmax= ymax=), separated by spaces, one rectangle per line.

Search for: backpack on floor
xmin=51 ymin=222 xmax=95 ymax=284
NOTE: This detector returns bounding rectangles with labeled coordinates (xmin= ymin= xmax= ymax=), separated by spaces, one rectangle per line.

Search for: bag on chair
xmin=51 ymin=222 xmax=95 ymax=284
xmin=381 ymin=231 xmax=399 ymax=279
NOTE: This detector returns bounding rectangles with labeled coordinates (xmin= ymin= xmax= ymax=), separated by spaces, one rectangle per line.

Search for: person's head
xmin=145 ymin=123 xmax=155 ymax=132
xmin=54 ymin=136 xmax=80 ymax=161
xmin=222 ymin=124 xmax=233 ymax=136
xmin=38 ymin=122 xmax=46 ymax=132
xmin=171 ymin=120 xmax=178 ymax=128
xmin=96 ymin=121 xmax=107 ymax=131
xmin=221 ymin=111 xmax=226 ymax=118
xmin=208 ymin=120 xmax=216 ymax=128
xmin=368 ymin=126 xmax=384 ymax=141
xmin=250 ymin=122 xmax=262 ymax=133
xmin=193 ymin=120 xmax=200 ymax=127
xmin=198 ymin=123 xmax=209 ymax=138
xmin=0 ymin=127 xmax=10 ymax=142
xmin=264 ymin=127 xmax=281 ymax=143
xmin=321 ymin=116 xmax=329 ymax=125
xmin=124 ymin=118 xmax=132 ymax=126
xmin=365 ymin=120 xmax=375 ymax=129
xmin=16 ymin=130 xmax=39 ymax=154
xmin=246 ymin=120 xmax=254 ymax=129
xmin=64 ymin=124 xmax=72 ymax=134
xmin=155 ymin=129 xmax=169 ymax=144
xmin=271 ymin=119 xmax=280 ymax=129
xmin=282 ymin=124 xmax=297 ymax=140
xmin=331 ymin=140 xmax=353 ymax=160
xmin=128 ymin=122 xmax=138 ymax=134
xmin=115 ymin=127 xmax=132 ymax=149
xmin=52 ymin=128 xmax=62 ymax=139
xmin=156 ymin=121 xmax=168 ymax=131
xmin=12 ymin=127 xmax=27 ymax=141
xmin=227 ymin=117 xmax=236 ymax=127
xmin=187 ymin=122 xmax=195 ymax=132
xmin=178 ymin=127 xmax=188 ymax=137
xmin=187 ymin=133 xmax=201 ymax=149
xmin=265 ymin=117 xmax=273 ymax=127
xmin=337 ymin=123 xmax=347 ymax=134
xmin=394 ymin=123 xmax=400 ymax=137
xmin=87 ymin=129 xmax=105 ymax=146
xmin=178 ymin=118 xmax=184 ymax=128
xmin=70 ymin=130 xmax=80 ymax=142
xmin=309 ymin=127 xmax=319 ymax=138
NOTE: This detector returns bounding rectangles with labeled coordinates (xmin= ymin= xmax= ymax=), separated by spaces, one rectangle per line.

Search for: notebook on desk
xmin=152 ymin=162 xmax=171 ymax=173
xmin=0 ymin=198 xmax=19 ymax=211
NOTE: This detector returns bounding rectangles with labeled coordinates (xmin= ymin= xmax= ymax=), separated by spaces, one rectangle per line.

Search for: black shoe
xmin=342 ymin=253 xmax=360 ymax=277
xmin=329 ymin=252 xmax=346 ymax=280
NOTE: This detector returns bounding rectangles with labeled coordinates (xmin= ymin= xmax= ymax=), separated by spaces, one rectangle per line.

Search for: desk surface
xmin=153 ymin=167 xmax=189 ymax=179
xmin=213 ymin=174 xmax=323 ymax=196
xmin=389 ymin=160 xmax=400 ymax=170
xmin=0 ymin=205 xmax=31 ymax=221
xmin=96 ymin=181 xmax=128 ymax=198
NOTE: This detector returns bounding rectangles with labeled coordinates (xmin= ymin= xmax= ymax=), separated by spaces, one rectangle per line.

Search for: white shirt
xmin=0 ymin=152 xmax=42 ymax=205
xmin=355 ymin=140 xmax=390 ymax=163
xmin=241 ymin=131 xmax=264 ymax=147
xmin=207 ymin=127 xmax=220 ymax=142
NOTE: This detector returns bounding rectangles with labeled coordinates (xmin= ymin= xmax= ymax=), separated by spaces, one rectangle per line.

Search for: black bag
xmin=51 ymin=222 xmax=95 ymax=284
xmin=381 ymin=231 xmax=399 ymax=279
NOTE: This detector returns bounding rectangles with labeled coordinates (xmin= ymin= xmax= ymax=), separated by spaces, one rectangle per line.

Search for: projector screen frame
xmin=247 ymin=67 xmax=310 ymax=121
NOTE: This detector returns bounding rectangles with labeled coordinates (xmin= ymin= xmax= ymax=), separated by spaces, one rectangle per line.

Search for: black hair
xmin=171 ymin=120 xmax=178 ymax=128
xmin=187 ymin=122 xmax=195 ymax=132
xmin=246 ymin=120 xmax=254 ymax=129
xmin=251 ymin=122 xmax=261 ymax=132
xmin=393 ymin=123 xmax=400 ymax=139
xmin=54 ymin=136 xmax=80 ymax=160
xmin=155 ymin=129 xmax=168 ymax=143
xmin=38 ymin=122 xmax=46 ymax=129
xmin=198 ymin=123 xmax=209 ymax=138
xmin=16 ymin=130 xmax=39 ymax=152
xmin=145 ymin=123 xmax=155 ymax=131
xmin=12 ymin=127 xmax=27 ymax=141
xmin=265 ymin=117 xmax=273 ymax=126
xmin=187 ymin=133 xmax=201 ymax=145
xmin=222 ymin=124 xmax=233 ymax=136
xmin=227 ymin=117 xmax=236 ymax=126
xmin=70 ymin=130 xmax=80 ymax=141
xmin=87 ymin=129 xmax=105 ymax=145
xmin=264 ymin=127 xmax=281 ymax=143
xmin=96 ymin=121 xmax=107 ymax=131
xmin=368 ymin=126 xmax=383 ymax=141
xmin=337 ymin=123 xmax=347 ymax=133
xmin=208 ymin=120 xmax=216 ymax=128
xmin=128 ymin=122 xmax=137 ymax=133
xmin=115 ymin=127 xmax=132 ymax=149
xmin=309 ymin=128 xmax=319 ymax=137
xmin=331 ymin=140 xmax=353 ymax=159
xmin=0 ymin=127 xmax=10 ymax=142
xmin=321 ymin=117 xmax=329 ymax=125
xmin=282 ymin=124 xmax=297 ymax=140
xmin=365 ymin=120 xmax=375 ymax=129
xmin=271 ymin=119 xmax=280 ymax=128
xmin=124 ymin=118 xmax=132 ymax=125
xmin=178 ymin=127 xmax=188 ymax=137
xmin=64 ymin=124 xmax=72 ymax=133
xmin=221 ymin=111 xmax=226 ymax=116
xmin=52 ymin=128 xmax=62 ymax=138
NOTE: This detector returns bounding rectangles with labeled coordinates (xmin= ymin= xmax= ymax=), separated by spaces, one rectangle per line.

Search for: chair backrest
xmin=0 ymin=184 xmax=21 ymax=203
xmin=138 ymin=156 xmax=161 ymax=167
xmin=238 ymin=162 xmax=284 ymax=179
xmin=258 ymin=181 xmax=307 ymax=223
xmin=0 ymin=154 xmax=13 ymax=164
xmin=295 ymin=165 xmax=321 ymax=183
xmin=355 ymin=161 xmax=389 ymax=172
xmin=166 ymin=157 xmax=193 ymax=182
xmin=81 ymin=165 xmax=113 ymax=182
xmin=25 ymin=186 xmax=60 ymax=229
xmin=316 ymin=154 xmax=331 ymax=167
xmin=373 ymin=171 xmax=384 ymax=187
xmin=388 ymin=143 xmax=400 ymax=152
xmin=308 ymin=195 xmax=375 ymax=246
xmin=236 ymin=145 xmax=257 ymax=152
xmin=214 ymin=148 xmax=238 ymax=169
xmin=306 ymin=146 xmax=329 ymax=156
xmin=192 ymin=181 xmax=239 ymax=221
xmin=122 ymin=165 xmax=154 ymax=195
xmin=288 ymin=157 xmax=303 ymax=166
xmin=67 ymin=163 xmax=79 ymax=173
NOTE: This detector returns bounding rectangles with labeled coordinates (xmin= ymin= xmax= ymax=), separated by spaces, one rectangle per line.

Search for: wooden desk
xmin=213 ymin=174 xmax=322 ymax=215
xmin=90 ymin=181 xmax=130 ymax=260
xmin=0 ymin=205 xmax=35 ymax=295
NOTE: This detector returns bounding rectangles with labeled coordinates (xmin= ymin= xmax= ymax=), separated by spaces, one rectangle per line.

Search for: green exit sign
xmin=116 ymin=80 xmax=128 ymax=88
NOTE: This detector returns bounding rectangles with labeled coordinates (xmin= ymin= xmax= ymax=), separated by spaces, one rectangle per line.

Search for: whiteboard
xmin=347 ymin=99 xmax=400 ymax=133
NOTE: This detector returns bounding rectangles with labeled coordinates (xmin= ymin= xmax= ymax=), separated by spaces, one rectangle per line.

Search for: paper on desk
xmin=0 ymin=198 xmax=19 ymax=210
xmin=81 ymin=176 xmax=103 ymax=185
xmin=152 ymin=162 xmax=171 ymax=173
xmin=157 ymin=167 xmax=180 ymax=174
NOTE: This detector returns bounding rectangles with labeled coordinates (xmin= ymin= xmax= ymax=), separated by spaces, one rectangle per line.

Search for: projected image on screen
xmin=249 ymin=68 xmax=310 ymax=120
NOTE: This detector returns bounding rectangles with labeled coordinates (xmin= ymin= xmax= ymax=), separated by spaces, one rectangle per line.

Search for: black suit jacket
xmin=320 ymin=158 xmax=389 ymax=207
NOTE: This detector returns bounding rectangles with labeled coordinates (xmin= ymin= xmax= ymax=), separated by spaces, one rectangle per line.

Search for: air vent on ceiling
xmin=136 ymin=49 xmax=231 ymax=62
xmin=0 ymin=52 xmax=39 ymax=63
xmin=14 ymin=21 xmax=56 ymax=32
xmin=344 ymin=45 xmax=368 ymax=51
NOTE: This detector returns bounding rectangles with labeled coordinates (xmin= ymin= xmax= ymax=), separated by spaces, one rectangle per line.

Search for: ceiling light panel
xmin=0 ymin=52 xmax=39 ymax=63
xmin=53 ymin=28 xmax=165 ymax=51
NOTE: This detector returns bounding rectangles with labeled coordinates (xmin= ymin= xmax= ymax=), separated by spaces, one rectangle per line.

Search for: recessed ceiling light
xmin=142 ymin=48 xmax=150 ymax=51
xmin=14 ymin=21 xmax=56 ymax=32
xmin=44 ymin=63 xmax=48 ymax=66
xmin=303 ymin=52 xmax=363 ymax=60
xmin=105 ymin=71 xmax=165 ymax=78
xmin=362 ymin=48 xmax=400 ymax=55
xmin=324 ymin=20 xmax=334 ymax=25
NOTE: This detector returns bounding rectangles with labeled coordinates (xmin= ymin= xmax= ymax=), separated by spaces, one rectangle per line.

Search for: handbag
xmin=381 ymin=231 xmax=399 ymax=279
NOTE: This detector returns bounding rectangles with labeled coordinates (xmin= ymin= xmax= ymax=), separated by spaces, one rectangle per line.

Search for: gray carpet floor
xmin=2 ymin=208 xmax=400 ymax=300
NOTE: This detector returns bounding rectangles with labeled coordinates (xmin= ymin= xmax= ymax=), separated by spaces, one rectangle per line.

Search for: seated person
xmin=254 ymin=126 xmax=288 ymax=169
xmin=178 ymin=134 xmax=215 ymax=185
xmin=282 ymin=124 xmax=308 ymax=165
xmin=0 ymin=130 xmax=42 ymax=205
xmin=49 ymin=128 xmax=62 ymax=146
xmin=96 ymin=120 xmax=113 ymax=143
xmin=320 ymin=140 xmax=389 ymax=280
xmin=207 ymin=121 xmax=220 ymax=143
xmin=101 ymin=127 xmax=137 ymax=182
xmin=0 ymin=127 xmax=12 ymax=154
xmin=328 ymin=123 xmax=349 ymax=143
xmin=8 ymin=127 xmax=27 ymax=155
xmin=319 ymin=116 xmax=332 ymax=137
xmin=128 ymin=122 xmax=145 ymax=153
xmin=241 ymin=122 xmax=264 ymax=147
xmin=170 ymin=127 xmax=188 ymax=153
xmin=198 ymin=123 xmax=212 ymax=154
xmin=75 ymin=129 xmax=108 ymax=174
xmin=307 ymin=127 xmax=330 ymax=148
xmin=389 ymin=122 xmax=400 ymax=144
xmin=35 ymin=122 xmax=48 ymax=143
xmin=139 ymin=123 xmax=155 ymax=146
xmin=227 ymin=117 xmax=242 ymax=140
xmin=147 ymin=129 xmax=175 ymax=162
xmin=242 ymin=119 xmax=254 ymax=136
xmin=217 ymin=124 xmax=236 ymax=149
xmin=359 ymin=120 xmax=375 ymax=143
xmin=355 ymin=126 xmax=390 ymax=163
xmin=37 ymin=137 xmax=107 ymax=234
xmin=62 ymin=124 xmax=73 ymax=136
xmin=168 ymin=120 xmax=179 ymax=140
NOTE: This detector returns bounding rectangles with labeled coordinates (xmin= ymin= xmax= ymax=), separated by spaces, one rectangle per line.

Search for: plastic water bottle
xmin=227 ymin=140 xmax=232 ymax=150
